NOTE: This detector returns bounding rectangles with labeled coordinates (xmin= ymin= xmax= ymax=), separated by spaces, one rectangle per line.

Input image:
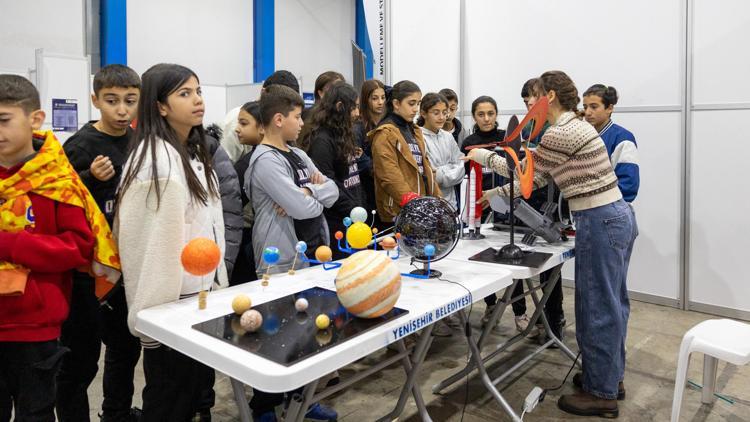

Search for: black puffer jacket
xmin=205 ymin=134 xmax=243 ymax=278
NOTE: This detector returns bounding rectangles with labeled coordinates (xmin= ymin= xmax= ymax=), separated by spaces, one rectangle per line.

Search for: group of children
xmin=0 ymin=63 xmax=640 ymax=421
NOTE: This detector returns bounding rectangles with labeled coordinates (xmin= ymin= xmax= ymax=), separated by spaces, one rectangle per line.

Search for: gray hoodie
xmin=420 ymin=126 xmax=465 ymax=209
xmin=245 ymin=144 xmax=339 ymax=274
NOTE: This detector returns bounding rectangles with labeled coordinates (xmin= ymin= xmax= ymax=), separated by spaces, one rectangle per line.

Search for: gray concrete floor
xmin=87 ymin=287 xmax=750 ymax=421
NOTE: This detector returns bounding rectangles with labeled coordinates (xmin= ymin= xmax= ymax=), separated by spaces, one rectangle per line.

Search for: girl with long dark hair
xmin=116 ymin=63 xmax=225 ymax=421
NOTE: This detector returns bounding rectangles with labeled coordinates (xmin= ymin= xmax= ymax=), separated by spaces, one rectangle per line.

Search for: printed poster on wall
xmin=52 ymin=98 xmax=78 ymax=132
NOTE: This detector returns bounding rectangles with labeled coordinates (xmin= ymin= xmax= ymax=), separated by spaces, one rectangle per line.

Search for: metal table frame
xmin=433 ymin=264 xmax=580 ymax=421
xmin=229 ymin=325 xmax=436 ymax=422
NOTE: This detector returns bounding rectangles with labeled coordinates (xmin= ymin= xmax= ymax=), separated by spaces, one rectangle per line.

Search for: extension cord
xmin=523 ymin=386 xmax=545 ymax=413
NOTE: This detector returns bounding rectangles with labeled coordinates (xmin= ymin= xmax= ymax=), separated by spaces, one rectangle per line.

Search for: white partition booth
xmin=385 ymin=0 xmax=748 ymax=320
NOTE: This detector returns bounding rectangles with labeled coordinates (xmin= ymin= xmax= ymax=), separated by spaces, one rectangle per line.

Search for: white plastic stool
xmin=670 ymin=318 xmax=750 ymax=421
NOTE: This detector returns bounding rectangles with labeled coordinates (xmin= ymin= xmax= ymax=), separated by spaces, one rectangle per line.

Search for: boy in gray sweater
xmin=245 ymin=85 xmax=338 ymax=274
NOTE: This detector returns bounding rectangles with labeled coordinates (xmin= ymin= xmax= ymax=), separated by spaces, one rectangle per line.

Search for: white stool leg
xmin=671 ymin=335 xmax=693 ymax=422
xmin=701 ymin=355 xmax=718 ymax=404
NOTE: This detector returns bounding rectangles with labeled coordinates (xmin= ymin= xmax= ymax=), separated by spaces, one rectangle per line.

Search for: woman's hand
xmin=477 ymin=189 xmax=498 ymax=210
xmin=461 ymin=148 xmax=481 ymax=164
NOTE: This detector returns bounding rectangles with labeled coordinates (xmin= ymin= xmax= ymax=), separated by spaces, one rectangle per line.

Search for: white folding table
xmin=433 ymin=225 xmax=579 ymax=422
xmin=136 ymin=251 xmax=513 ymax=421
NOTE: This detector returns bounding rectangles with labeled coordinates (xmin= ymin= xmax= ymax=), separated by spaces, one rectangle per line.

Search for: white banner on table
xmin=389 ymin=293 xmax=472 ymax=342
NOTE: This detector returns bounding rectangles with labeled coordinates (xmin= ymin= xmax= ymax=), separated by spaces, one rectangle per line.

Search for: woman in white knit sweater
xmin=116 ymin=64 xmax=226 ymax=421
xmin=465 ymin=71 xmax=637 ymax=418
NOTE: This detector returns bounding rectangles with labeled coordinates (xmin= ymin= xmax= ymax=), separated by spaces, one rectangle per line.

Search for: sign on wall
xmin=51 ymin=98 xmax=78 ymax=132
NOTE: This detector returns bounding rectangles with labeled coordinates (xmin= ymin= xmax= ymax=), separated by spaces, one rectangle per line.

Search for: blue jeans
xmin=572 ymin=200 xmax=637 ymax=400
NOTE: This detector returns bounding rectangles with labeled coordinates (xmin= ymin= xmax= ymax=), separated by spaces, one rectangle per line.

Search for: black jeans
xmin=484 ymin=281 xmax=527 ymax=317
xmin=541 ymin=269 xmax=565 ymax=325
xmin=0 ymin=340 xmax=67 ymax=422
xmin=56 ymin=277 xmax=141 ymax=422
xmin=249 ymin=389 xmax=285 ymax=417
xmin=230 ymin=228 xmax=258 ymax=286
xmin=141 ymin=345 xmax=214 ymax=422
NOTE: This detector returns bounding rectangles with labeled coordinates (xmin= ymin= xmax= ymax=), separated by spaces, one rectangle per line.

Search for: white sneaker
xmin=514 ymin=314 xmax=531 ymax=333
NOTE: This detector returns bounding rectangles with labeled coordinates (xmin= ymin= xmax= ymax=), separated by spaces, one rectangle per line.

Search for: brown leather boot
xmin=558 ymin=392 xmax=619 ymax=418
xmin=572 ymin=372 xmax=626 ymax=400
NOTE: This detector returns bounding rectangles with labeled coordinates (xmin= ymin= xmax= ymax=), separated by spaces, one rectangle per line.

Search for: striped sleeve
xmin=610 ymin=139 xmax=639 ymax=202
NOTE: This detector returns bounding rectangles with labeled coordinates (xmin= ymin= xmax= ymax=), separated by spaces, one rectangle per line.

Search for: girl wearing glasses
xmin=417 ymin=93 xmax=465 ymax=209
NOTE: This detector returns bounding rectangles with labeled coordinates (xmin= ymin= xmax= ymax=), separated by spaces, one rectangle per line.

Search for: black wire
xmin=540 ymin=351 xmax=581 ymax=403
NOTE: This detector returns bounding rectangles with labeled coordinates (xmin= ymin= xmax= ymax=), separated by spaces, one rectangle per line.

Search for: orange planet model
xmin=315 ymin=246 xmax=333 ymax=262
xmin=379 ymin=236 xmax=397 ymax=250
xmin=181 ymin=238 xmax=221 ymax=276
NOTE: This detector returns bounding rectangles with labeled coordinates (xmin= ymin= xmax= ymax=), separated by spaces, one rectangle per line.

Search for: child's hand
xmin=273 ymin=203 xmax=288 ymax=217
xmin=310 ymin=171 xmax=325 ymax=185
xmin=90 ymin=155 xmax=115 ymax=181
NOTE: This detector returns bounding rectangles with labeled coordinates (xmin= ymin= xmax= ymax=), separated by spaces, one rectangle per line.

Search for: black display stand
xmin=193 ymin=287 xmax=408 ymax=367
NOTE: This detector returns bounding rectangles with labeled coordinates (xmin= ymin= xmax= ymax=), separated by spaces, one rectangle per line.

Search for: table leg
xmin=457 ymin=309 xmax=522 ymax=422
xmin=285 ymin=379 xmax=319 ymax=422
xmin=230 ymin=377 xmax=253 ymax=422
xmin=432 ymin=280 xmax=517 ymax=394
xmin=377 ymin=324 xmax=435 ymax=422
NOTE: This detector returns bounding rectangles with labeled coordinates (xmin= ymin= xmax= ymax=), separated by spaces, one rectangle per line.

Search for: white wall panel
xmin=275 ymin=0 xmax=355 ymax=93
xmin=0 ymin=0 xmax=85 ymax=72
xmin=127 ymin=0 xmax=253 ymax=86
xmin=688 ymin=110 xmax=750 ymax=313
xmin=463 ymin=0 xmax=682 ymax=110
xmin=389 ymin=0 xmax=461 ymax=96
xmin=693 ymin=0 xmax=750 ymax=105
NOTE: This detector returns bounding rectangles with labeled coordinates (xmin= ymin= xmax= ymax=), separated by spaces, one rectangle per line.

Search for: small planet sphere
xmin=315 ymin=314 xmax=331 ymax=330
xmin=346 ymin=222 xmax=372 ymax=249
xmin=262 ymin=247 xmax=280 ymax=265
xmin=240 ymin=310 xmax=263 ymax=332
xmin=343 ymin=217 xmax=353 ymax=227
xmin=295 ymin=297 xmax=309 ymax=312
xmin=181 ymin=238 xmax=222 ymax=276
xmin=379 ymin=236 xmax=397 ymax=250
xmin=334 ymin=231 xmax=344 ymax=240
xmin=295 ymin=241 xmax=307 ymax=253
xmin=350 ymin=207 xmax=368 ymax=223
xmin=315 ymin=246 xmax=333 ymax=262
xmin=424 ymin=244 xmax=436 ymax=257
xmin=231 ymin=294 xmax=252 ymax=315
